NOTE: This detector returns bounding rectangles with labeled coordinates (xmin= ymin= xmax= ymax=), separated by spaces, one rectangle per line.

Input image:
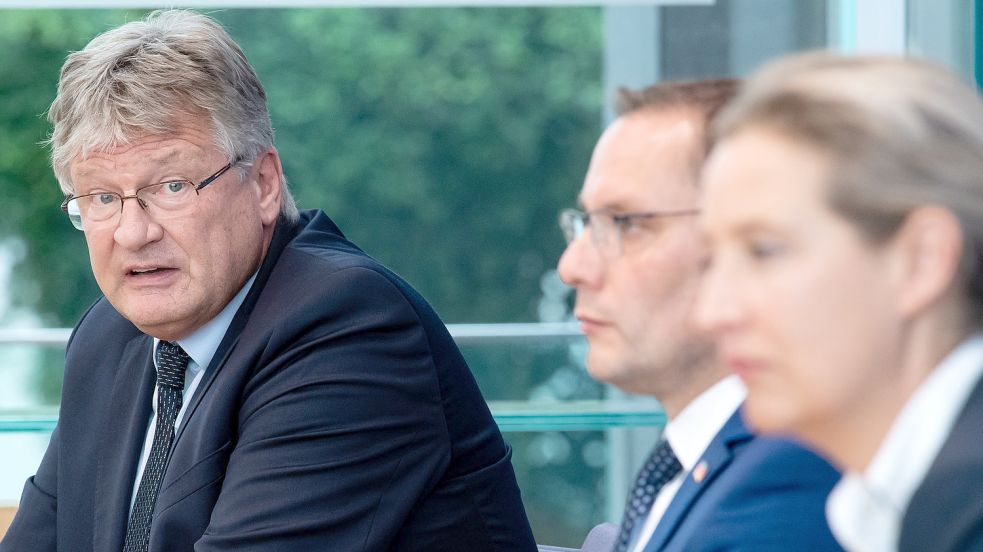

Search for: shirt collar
xmin=664 ymin=374 xmax=746 ymax=471
xmin=153 ymin=271 xmax=258 ymax=375
xmin=827 ymin=333 xmax=983 ymax=551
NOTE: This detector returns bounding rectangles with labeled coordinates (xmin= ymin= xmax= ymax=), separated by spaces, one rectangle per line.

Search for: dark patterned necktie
xmin=613 ymin=439 xmax=683 ymax=552
xmin=122 ymin=341 xmax=189 ymax=552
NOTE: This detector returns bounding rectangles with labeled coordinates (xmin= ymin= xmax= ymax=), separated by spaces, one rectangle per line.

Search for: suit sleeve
xmin=0 ymin=426 xmax=59 ymax=552
xmin=698 ymin=441 xmax=843 ymax=552
xmin=194 ymin=266 xmax=450 ymax=551
xmin=0 ymin=298 xmax=108 ymax=552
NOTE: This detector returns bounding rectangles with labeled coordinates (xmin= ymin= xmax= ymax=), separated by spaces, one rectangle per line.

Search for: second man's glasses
xmin=559 ymin=207 xmax=700 ymax=259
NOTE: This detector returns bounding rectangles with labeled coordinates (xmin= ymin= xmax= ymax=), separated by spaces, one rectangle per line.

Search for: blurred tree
xmin=230 ymin=8 xmax=601 ymax=323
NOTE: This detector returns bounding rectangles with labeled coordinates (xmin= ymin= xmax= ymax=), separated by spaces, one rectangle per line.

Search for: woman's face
xmin=694 ymin=125 xmax=906 ymax=445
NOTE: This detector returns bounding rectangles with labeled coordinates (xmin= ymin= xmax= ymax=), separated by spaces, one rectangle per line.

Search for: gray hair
xmin=712 ymin=52 xmax=983 ymax=325
xmin=48 ymin=9 xmax=299 ymax=222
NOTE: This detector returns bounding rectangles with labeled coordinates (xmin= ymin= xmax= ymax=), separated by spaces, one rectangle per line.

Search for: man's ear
xmin=252 ymin=148 xmax=283 ymax=227
xmin=891 ymin=205 xmax=965 ymax=318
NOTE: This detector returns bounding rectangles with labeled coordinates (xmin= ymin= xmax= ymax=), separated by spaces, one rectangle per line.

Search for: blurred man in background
xmin=558 ymin=79 xmax=841 ymax=552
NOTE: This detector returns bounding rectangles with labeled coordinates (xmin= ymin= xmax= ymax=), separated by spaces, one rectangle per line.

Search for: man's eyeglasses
xmin=61 ymin=161 xmax=237 ymax=231
xmin=559 ymin=207 xmax=700 ymax=259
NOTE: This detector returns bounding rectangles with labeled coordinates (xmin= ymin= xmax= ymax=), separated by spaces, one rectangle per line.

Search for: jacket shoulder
xmin=900 ymin=380 xmax=983 ymax=552
xmin=669 ymin=436 xmax=843 ymax=551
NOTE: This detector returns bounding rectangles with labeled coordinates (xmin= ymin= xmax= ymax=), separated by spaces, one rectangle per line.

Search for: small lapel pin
xmin=692 ymin=460 xmax=709 ymax=483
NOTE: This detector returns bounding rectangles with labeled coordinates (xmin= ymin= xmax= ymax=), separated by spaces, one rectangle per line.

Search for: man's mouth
xmin=127 ymin=266 xmax=176 ymax=277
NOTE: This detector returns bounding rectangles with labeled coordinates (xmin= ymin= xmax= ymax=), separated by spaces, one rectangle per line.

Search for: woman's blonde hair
xmin=713 ymin=52 xmax=983 ymax=324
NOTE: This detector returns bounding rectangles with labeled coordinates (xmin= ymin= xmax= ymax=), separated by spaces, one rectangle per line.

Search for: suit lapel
xmin=643 ymin=408 xmax=753 ymax=552
xmin=93 ymin=334 xmax=156 ymax=552
xmin=171 ymin=215 xmax=302 ymax=449
xmin=91 ymin=213 xmax=320 ymax=546
xmin=899 ymin=374 xmax=983 ymax=550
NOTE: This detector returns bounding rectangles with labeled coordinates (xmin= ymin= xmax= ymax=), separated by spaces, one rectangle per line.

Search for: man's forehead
xmin=71 ymin=113 xmax=216 ymax=168
xmin=71 ymin=138 xmax=208 ymax=176
xmin=613 ymin=109 xmax=700 ymax=148
xmin=580 ymin=112 xmax=702 ymax=210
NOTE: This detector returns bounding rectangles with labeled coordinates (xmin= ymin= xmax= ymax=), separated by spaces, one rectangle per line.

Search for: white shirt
xmin=826 ymin=334 xmax=983 ymax=552
xmin=630 ymin=375 xmax=747 ymax=552
xmin=129 ymin=273 xmax=257 ymax=512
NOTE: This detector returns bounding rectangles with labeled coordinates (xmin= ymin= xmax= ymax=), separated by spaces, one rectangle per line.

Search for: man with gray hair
xmin=1 ymin=10 xmax=536 ymax=551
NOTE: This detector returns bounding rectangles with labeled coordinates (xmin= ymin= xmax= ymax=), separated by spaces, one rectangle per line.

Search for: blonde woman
xmin=695 ymin=53 xmax=983 ymax=552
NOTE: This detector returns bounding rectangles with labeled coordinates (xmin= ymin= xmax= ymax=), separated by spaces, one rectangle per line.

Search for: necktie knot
xmin=155 ymin=341 xmax=189 ymax=389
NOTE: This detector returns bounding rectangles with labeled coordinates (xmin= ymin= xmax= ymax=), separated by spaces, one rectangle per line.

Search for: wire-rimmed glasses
xmin=61 ymin=161 xmax=237 ymax=231
xmin=559 ymin=207 xmax=700 ymax=259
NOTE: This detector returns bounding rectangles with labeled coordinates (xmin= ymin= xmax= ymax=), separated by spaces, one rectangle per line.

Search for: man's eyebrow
xmin=576 ymin=195 xmax=632 ymax=213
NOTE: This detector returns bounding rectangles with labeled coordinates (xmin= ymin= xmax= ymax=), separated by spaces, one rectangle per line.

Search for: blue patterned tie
xmin=614 ymin=439 xmax=682 ymax=552
xmin=122 ymin=341 xmax=189 ymax=552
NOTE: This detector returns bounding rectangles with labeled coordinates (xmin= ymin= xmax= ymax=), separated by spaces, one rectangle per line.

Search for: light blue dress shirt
xmin=128 ymin=272 xmax=257 ymax=513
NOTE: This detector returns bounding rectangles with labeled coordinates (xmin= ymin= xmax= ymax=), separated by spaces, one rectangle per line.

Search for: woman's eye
xmin=748 ymin=239 xmax=785 ymax=259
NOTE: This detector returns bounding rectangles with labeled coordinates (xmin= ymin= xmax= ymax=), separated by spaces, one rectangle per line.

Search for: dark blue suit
xmin=1 ymin=210 xmax=537 ymax=551
xmin=644 ymin=409 xmax=842 ymax=552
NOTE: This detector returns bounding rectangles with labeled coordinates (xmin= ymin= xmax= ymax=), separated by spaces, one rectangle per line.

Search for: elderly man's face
xmin=69 ymin=120 xmax=281 ymax=341
xmin=558 ymin=110 xmax=710 ymax=403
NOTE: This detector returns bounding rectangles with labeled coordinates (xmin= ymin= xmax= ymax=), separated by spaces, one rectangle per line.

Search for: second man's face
xmin=558 ymin=110 xmax=710 ymax=399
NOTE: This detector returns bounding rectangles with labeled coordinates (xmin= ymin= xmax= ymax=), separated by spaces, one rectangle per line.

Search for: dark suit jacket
xmin=900 ymin=376 xmax=983 ymax=552
xmin=1 ymin=210 xmax=537 ymax=551
xmin=644 ymin=408 xmax=842 ymax=552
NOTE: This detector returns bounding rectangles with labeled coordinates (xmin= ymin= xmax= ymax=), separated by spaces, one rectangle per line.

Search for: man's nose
xmin=558 ymin=230 xmax=604 ymax=290
xmin=113 ymin=198 xmax=164 ymax=250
